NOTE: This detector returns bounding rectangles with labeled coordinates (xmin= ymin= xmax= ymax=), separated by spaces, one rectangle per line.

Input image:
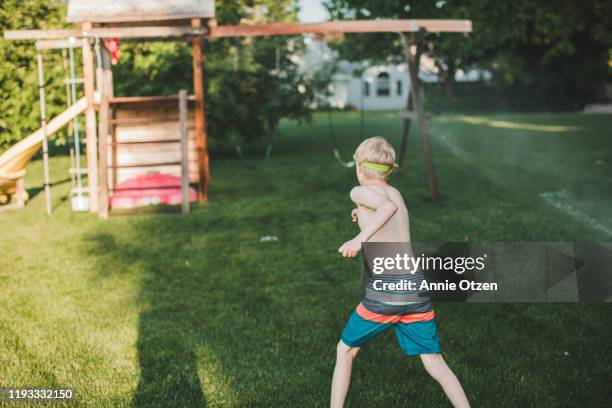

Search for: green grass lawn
xmin=1 ymin=111 xmax=611 ymax=407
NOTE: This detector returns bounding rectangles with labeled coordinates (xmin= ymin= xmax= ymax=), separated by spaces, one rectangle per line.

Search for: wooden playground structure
xmin=3 ymin=0 xmax=471 ymax=217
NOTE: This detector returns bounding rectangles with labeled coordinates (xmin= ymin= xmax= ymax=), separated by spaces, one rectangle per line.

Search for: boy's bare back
xmin=352 ymin=184 xmax=410 ymax=243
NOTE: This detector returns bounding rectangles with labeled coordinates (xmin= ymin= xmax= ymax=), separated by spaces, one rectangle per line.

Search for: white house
xmin=295 ymin=38 xmax=488 ymax=111
xmin=328 ymin=62 xmax=431 ymax=111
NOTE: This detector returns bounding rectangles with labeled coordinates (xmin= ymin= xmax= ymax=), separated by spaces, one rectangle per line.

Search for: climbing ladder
xmin=35 ymin=38 xmax=91 ymax=213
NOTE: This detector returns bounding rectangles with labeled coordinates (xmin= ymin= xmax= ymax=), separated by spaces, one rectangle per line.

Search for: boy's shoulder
xmin=349 ymin=185 xmax=378 ymax=201
xmin=350 ymin=184 xmax=400 ymax=196
xmin=350 ymin=184 xmax=405 ymax=206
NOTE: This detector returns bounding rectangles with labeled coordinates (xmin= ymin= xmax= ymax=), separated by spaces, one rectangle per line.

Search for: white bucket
xmin=71 ymin=195 xmax=90 ymax=212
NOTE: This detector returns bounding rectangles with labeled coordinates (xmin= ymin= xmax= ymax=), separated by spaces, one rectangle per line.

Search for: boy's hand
xmin=351 ymin=208 xmax=359 ymax=223
xmin=338 ymin=238 xmax=361 ymax=258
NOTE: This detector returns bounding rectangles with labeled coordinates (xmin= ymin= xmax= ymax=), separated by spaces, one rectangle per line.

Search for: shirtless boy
xmin=331 ymin=137 xmax=470 ymax=408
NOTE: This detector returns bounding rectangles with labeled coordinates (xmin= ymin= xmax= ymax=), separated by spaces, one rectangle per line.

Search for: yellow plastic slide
xmin=0 ymin=97 xmax=87 ymax=204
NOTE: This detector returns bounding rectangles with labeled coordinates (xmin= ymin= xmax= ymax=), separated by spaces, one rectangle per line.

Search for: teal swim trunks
xmin=341 ymin=303 xmax=442 ymax=356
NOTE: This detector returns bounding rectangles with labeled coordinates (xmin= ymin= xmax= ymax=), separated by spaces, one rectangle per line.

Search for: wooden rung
xmin=112 ymin=139 xmax=181 ymax=146
xmin=68 ymin=168 xmax=88 ymax=174
xmin=35 ymin=38 xmax=86 ymax=49
xmin=110 ymin=118 xmax=181 ymax=126
xmin=110 ymin=161 xmax=181 ymax=169
xmin=64 ymin=78 xmax=84 ymax=85
xmin=109 ymin=95 xmax=196 ymax=104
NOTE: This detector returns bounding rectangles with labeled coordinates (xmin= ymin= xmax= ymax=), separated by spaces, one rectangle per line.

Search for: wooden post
xmin=397 ymin=93 xmax=413 ymax=168
xmin=397 ymin=35 xmax=425 ymax=168
xmin=179 ymin=90 xmax=190 ymax=214
xmin=104 ymin=42 xmax=114 ymax=195
xmin=82 ymin=23 xmax=99 ymax=212
xmin=191 ymin=18 xmax=210 ymax=204
xmin=15 ymin=178 xmax=25 ymax=208
xmin=36 ymin=49 xmax=52 ymax=215
xmin=402 ymin=31 xmax=440 ymax=203
xmin=97 ymin=46 xmax=111 ymax=219
xmin=111 ymin=112 xmax=117 ymax=193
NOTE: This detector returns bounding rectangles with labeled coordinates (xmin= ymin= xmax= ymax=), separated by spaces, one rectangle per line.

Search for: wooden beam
xmin=110 ymin=162 xmax=181 ymax=169
xmin=36 ymin=50 xmax=52 ymax=215
xmin=106 ymin=50 xmax=114 ymax=194
xmin=109 ymin=95 xmax=196 ymax=104
xmin=6 ymin=19 xmax=471 ymax=43
xmin=82 ymin=24 xmax=99 ymax=212
xmin=4 ymin=26 xmax=206 ymax=41
xmin=179 ymin=90 xmax=190 ymax=214
xmin=209 ymin=19 xmax=472 ymax=38
xmin=36 ymin=38 xmax=85 ymax=50
xmin=109 ymin=117 xmax=181 ymax=126
xmin=111 ymin=109 xmax=118 ymax=192
xmin=97 ymin=47 xmax=111 ymax=219
xmin=192 ymin=18 xmax=209 ymax=204
xmin=15 ymin=177 xmax=25 ymax=208
xmin=6 ymin=19 xmax=471 ymax=42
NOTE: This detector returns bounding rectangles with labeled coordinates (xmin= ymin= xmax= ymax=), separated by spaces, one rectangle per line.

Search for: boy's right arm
xmin=349 ymin=186 xmax=397 ymax=242
xmin=338 ymin=186 xmax=398 ymax=257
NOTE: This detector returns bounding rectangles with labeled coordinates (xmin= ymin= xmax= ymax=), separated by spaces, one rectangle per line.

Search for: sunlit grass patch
xmin=0 ymin=111 xmax=610 ymax=407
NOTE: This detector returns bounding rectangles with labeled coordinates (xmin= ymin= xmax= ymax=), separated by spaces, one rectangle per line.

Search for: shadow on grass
xmin=133 ymin=304 xmax=207 ymax=408
xmin=79 ymin=110 xmax=612 ymax=406
xmin=25 ymin=176 xmax=72 ymax=203
xmin=80 ymin=155 xmax=612 ymax=407
xmin=86 ymin=230 xmax=209 ymax=407
xmin=83 ymin=198 xmax=355 ymax=407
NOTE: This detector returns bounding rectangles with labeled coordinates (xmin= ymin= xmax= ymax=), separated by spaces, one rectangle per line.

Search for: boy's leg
xmin=330 ymin=341 xmax=360 ymax=408
xmin=394 ymin=319 xmax=470 ymax=408
xmin=332 ymin=308 xmax=391 ymax=408
xmin=420 ymin=353 xmax=470 ymax=408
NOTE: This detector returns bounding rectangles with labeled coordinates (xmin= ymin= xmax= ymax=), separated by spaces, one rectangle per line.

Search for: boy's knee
xmin=337 ymin=341 xmax=359 ymax=360
xmin=421 ymin=353 xmax=445 ymax=374
xmin=421 ymin=353 xmax=443 ymax=364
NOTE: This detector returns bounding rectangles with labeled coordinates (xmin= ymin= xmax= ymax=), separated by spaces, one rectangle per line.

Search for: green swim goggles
xmin=353 ymin=154 xmax=398 ymax=173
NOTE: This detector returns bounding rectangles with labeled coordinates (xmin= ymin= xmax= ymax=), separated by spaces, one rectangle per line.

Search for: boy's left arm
xmin=338 ymin=186 xmax=397 ymax=257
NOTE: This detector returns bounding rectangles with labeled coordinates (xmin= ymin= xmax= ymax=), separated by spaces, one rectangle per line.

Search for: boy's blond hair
xmin=354 ymin=137 xmax=396 ymax=179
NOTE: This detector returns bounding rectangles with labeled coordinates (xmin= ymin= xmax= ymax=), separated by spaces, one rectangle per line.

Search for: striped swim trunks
xmin=341 ymin=303 xmax=441 ymax=356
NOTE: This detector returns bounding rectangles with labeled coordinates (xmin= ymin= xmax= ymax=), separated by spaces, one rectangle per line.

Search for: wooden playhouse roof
xmin=66 ymin=0 xmax=215 ymax=24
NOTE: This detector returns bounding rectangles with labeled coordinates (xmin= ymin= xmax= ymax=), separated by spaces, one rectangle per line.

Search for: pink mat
xmin=109 ymin=174 xmax=197 ymax=209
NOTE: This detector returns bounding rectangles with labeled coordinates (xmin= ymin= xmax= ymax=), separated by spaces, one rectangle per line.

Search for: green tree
xmin=1 ymin=0 xmax=317 ymax=152
xmin=466 ymin=0 xmax=611 ymax=110
xmin=0 ymin=0 xmax=70 ymax=152
xmin=324 ymin=0 xmax=612 ymax=110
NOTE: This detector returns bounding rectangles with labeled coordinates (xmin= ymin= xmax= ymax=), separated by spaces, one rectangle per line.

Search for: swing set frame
xmin=5 ymin=14 xmax=471 ymax=215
